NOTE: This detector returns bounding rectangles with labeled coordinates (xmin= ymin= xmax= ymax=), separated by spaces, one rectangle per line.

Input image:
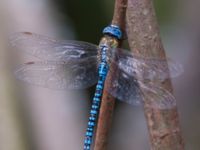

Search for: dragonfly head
xmin=103 ymin=25 xmax=122 ymax=40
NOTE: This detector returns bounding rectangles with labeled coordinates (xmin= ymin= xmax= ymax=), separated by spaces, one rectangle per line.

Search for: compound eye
xmin=102 ymin=25 xmax=122 ymax=40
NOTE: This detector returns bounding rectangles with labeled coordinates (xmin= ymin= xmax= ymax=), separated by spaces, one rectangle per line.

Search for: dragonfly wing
xmin=111 ymin=48 xmax=183 ymax=80
xmin=14 ymin=56 xmax=98 ymax=90
xmin=106 ymin=65 xmax=143 ymax=106
xmin=107 ymin=63 xmax=176 ymax=109
xmin=10 ymin=32 xmax=98 ymax=61
xmin=137 ymin=80 xmax=177 ymax=109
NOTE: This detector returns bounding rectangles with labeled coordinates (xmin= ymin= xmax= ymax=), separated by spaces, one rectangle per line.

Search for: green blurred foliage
xmin=51 ymin=0 xmax=177 ymax=42
xmin=154 ymin=0 xmax=177 ymax=24
xmin=52 ymin=0 xmax=115 ymax=43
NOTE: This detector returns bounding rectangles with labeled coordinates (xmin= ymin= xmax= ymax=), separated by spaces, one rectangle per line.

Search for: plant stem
xmin=126 ymin=0 xmax=185 ymax=149
xmin=93 ymin=0 xmax=127 ymax=150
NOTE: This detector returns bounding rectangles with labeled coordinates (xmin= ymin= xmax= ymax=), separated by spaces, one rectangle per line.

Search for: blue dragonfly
xmin=10 ymin=25 xmax=183 ymax=150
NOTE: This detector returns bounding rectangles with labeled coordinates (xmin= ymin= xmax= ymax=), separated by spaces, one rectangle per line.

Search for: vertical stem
xmin=126 ymin=0 xmax=184 ymax=149
xmin=94 ymin=0 xmax=127 ymax=150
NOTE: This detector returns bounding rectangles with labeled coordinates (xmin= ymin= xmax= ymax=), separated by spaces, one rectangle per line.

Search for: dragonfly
xmin=10 ymin=25 xmax=183 ymax=150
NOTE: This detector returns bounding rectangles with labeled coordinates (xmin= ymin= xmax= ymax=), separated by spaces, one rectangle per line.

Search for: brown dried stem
xmin=126 ymin=0 xmax=184 ymax=149
xmin=93 ymin=0 xmax=127 ymax=150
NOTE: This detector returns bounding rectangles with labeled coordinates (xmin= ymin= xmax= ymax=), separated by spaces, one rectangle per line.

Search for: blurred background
xmin=0 ymin=0 xmax=199 ymax=149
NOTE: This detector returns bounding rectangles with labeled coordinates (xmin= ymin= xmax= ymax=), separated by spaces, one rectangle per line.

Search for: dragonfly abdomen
xmin=83 ymin=63 xmax=108 ymax=150
xmin=83 ymin=25 xmax=122 ymax=150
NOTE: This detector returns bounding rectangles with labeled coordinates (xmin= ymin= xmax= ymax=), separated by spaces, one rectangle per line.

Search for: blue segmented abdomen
xmin=83 ymin=61 xmax=109 ymax=150
xmin=83 ymin=24 xmax=120 ymax=150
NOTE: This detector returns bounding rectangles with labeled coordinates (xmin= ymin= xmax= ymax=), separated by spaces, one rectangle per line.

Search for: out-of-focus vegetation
xmin=51 ymin=0 xmax=177 ymax=40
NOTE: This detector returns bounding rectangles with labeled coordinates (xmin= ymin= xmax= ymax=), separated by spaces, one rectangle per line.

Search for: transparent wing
xmin=106 ymin=65 xmax=143 ymax=106
xmin=14 ymin=56 xmax=98 ymax=90
xmin=138 ymin=80 xmax=176 ymax=109
xmin=9 ymin=32 xmax=98 ymax=61
xmin=107 ymin=63 xmax=176 ymax=109
xmin=111 ymin=48 xmax=183 ymax=80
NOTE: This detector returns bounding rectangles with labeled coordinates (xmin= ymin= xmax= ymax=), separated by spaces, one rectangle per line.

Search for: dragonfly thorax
xmin=98 ymin=36 xmax=119 ymax=65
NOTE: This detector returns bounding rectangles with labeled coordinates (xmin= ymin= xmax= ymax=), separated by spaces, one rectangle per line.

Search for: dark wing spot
xmin=23 ymin=32 xmax=33 ymax=35
xmin=25 ymin=61 xmax=35 ymax=65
